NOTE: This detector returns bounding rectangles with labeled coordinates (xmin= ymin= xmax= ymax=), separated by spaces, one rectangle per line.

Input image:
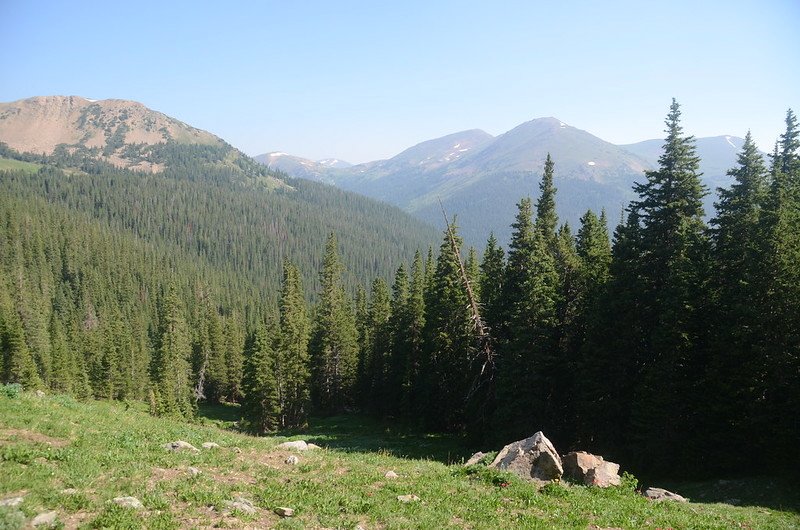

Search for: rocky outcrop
xmin=563 ymin=451 xmax=621 ymax=487
xmin=489 ymin=432 xmax=563 ymax=482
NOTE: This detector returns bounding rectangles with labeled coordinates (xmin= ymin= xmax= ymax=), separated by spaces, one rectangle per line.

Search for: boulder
xmin=307 ymin=443 xmax=322 ymax=450
xmin=643 ymin=487 xmax=688 ymax=502
xmin=112 ymin=496 xmax=144 ymax=509
xmin=562 ymin=451 xmax=621 ymax=487
xmin=276 ymin=440 xmax=308 ymax=451
xmin=223 ymin=496 xmax=257 ymax=515
xmin=397 ymin=494 xmax=420 ymax=503
xmin=201 ymin=442 xmax=220 ymax=450
xmin=275 ymin=507 xmax=294 ymax=517
xmin=489 ymin=431 xmax=563 ymax=482
xmin=465 ymin=451 xmax=487 ymax=466
xmin=0 ymin=496 xmax=24 ymax=507
xmin=32 ymin=511 xmax=58 ymax=527
xmin=163 ymin=440 xmax=199 ymax=452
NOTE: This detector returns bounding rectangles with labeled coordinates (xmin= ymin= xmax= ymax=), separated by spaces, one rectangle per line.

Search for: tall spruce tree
xmin=386 ymin=265 xmax=410 ymax=417
xmin=708 ymin=132 xmax=770 ymax=467
xmin=310 ymin=233 xmax=359 ymax=413
xmin=627 ymin=99 xmax=711 ymax=473
xmin=151 ymin=284 xmax=194 ymax=418
xmin=759 ymin=109 xmax=800 ymax=466
xmin=421 ymin=221 xmax=475 ymax=431
xmin=494 ymin=198 xmax=559 ymax=442
xmin=364 ymin=277 xmax=392 ymax=415
xmin=277 ymin=261 xmax=311 ymax=428
xmin=479 ymin=234 xmax=504 ymax=337
xmin=241 ymin=320 xmax=280 ymax=434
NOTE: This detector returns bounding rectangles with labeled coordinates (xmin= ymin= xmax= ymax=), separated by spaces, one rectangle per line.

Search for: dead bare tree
xmin=438 ymin=199 xmax=495 ymax=401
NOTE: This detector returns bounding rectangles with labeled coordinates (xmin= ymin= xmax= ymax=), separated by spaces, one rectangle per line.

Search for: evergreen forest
xmin=1 ymin=101 xmax=798 ymax=480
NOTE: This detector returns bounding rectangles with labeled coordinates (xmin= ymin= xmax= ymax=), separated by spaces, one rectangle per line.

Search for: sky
xmin=1 ymin=0 xmax=798 ymax=163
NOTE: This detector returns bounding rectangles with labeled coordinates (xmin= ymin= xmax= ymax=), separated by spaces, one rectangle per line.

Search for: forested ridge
xmin=1 ymin=101 xmax=798 ymax=479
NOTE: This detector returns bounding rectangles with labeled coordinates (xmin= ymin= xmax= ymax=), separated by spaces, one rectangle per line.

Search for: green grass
xmin=1 ymin=392 xmax=797 ymax=529
xmin=0 ymin=157 xmax=41 ymax=172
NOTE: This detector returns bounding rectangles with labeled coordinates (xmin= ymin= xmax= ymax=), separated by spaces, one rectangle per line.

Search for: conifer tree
xmin=310 ymin=233 xmax=359 ymax=413
xmin=627 ymin=99 xmax=711 ymax=472
xmin=241 ymin=320 xmax=280 ymax=434
xmin=758 ymin=109 xmax=800 ymax=464
xmin=536 ymin=153 xmax=558 ymax=246
xmin=386 ymin=265 xmax=410 ymax=416
xmin=479 ymin=234 xmax=504 ymax=338
xmin=223 ymin=311 xmax=245 ymax=402
xmin=151 ymin=284 xmax=194 ymax=417
xmin=707 ymin=132 xmax=770 ymax=465
xmin=277 ymin=261 xmax=311 ymax=428
xmin=403 ymin=251 xmax=427 ymax=415
xmin=365 ymin=277 xmax=392 ymax=415
xmin=422 ymin=222 xmax=474 ymax=430
xmin=494 ymin=198 xmax=559 ymax=441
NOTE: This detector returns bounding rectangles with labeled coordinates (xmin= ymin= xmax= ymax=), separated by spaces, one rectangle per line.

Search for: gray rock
xmin=384 ymin=470 xmax=399 ymax=479
xmin=35 ymin=390 xmax=46 ymax=397
xmin=163 ymin=440 xmax=199 ymax=452
xmin=307 ymin=443 xmax=322 ymax=450
xmin=563 ymin=451 xmax=621 ymax=487
xmin=32 ymin=511 xmax=58 ymax=527
xmin=232 ymin=446 xmax=242 ymax=454
xmin=644 ymin=487 xmax=688 ymax=502
xmin=201 ymin=442 xmax=220 ymax=449
xmin=277 ymin=440 xmax=308 ymax=451
xmin=490 ymin=431 xmax=563 ymax=482
xmin=60 ymin=488 xmax=78 ymax=495
xmin=223 ymin=496 xmax=257 ymax=515
xmin=274 ymin=507 xmax=294 ymax=517
xmin=397 ymin=494 xmax=420 ymax=503
xmin=188 ymin=466 xmax=202 ymax=477
xmin=465 ymin=451 xmax=487 ymax=466
xmin=0 ymin=496 xmax=24 ymax=507
xmin=285 ymin=455 xmax=300 ymax=465
xmin=112 ymin=496 xmax=144 ymax=509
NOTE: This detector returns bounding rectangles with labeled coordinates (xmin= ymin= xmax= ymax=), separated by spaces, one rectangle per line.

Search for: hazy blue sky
xmin=1 ymin=1 xmax=797 ymax=163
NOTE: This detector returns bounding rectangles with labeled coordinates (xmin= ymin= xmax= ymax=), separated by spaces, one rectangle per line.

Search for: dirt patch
xmin=60 ymin=510 xmax=92 ymax=530
xmin=0 ymin=428 xmax=70 ymax=447
xmin=148 ymin=466 xmax=186 ymax=488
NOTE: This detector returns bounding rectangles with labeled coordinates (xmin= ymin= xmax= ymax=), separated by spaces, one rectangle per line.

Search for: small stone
xmin=163 ymin=440 xmax=199 ymax=452
xmin=35 ymin=390 xmax=46 ymax=397
xmin=465 ymin=451 xmax=487 ymax=466
xmin=384 ymin=470 xmax=399 ymax=479
xmin=643 ymin=487 xmax=688 ymax=502
xmin=397 ymin=494 xmax=420 ymax=503
xmin=112 ymin=496 xmax=144 ymax=509
xmin=232 ymin=447 xmax=242 ymax=454
xmin=277 ymin=440 xmax=308 ymax=451
xmin=285 ymin=455 xmax=300 ymax=465
xmin=60 ymin=488 xmax=78 ymax=495
xmin=202 ymin=442 xmax=220 ymax=449
xmin=223 ymin=496 xmax=256 ymax=515
xmin=32 ymin=511 xmax=58 ymax=527
xmin=274 ymin=507 xmax=294 ymax=517
xmin=188 ymin=466 xmax=202 ymax=477
xmin=0 ymin=496 xmax=24 ymax=507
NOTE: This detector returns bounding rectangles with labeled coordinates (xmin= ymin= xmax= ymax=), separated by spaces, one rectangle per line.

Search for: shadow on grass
xmin=655 ymin=476 xmax=800 ymax=513
xmin=196 ymin=404 xmax=474 ymax=464
xmin=280 ymin=414 xmax=475 ymax=464
xmin=197 ymin=402 xmax=241 ymax=430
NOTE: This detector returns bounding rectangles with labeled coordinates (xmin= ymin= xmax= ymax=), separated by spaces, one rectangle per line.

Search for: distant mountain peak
xmin=0 ymin=95 xmax=223 ymax=172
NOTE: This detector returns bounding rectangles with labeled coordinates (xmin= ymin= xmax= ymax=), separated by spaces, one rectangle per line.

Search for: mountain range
xmin=257 ymin=119 xmax=748 ymax=245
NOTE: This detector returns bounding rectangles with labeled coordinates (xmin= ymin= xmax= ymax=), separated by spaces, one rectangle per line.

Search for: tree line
xmin=1 ymin=101 xmax=797 ymax=478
